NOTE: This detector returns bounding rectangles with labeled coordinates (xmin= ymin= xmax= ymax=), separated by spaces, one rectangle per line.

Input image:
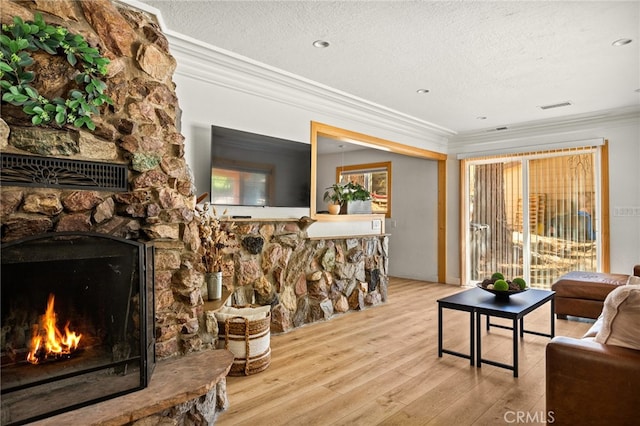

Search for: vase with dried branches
xmin=196 ymin=198 xmax=236 ymax=300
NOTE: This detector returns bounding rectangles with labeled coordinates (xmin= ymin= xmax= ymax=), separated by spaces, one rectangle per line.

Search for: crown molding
xmin=449 ymin=105 xmax=640 ymax=154
xmin=165 ymin=33 xmax=453 ymax=150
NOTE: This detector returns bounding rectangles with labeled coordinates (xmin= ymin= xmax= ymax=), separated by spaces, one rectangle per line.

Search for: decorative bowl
xmin=477 ymin=280 xmax=528 ymax=299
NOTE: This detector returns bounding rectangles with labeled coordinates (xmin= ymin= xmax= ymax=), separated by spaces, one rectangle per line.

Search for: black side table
xmin=437 ymin=288 xmax=555 ymax=377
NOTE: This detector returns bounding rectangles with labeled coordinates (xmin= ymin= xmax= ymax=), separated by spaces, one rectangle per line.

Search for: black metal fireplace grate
xmin=0 ymin=232 xmax=155 ymax=425
xmin=0 ymin=153 xmax=128 ymax=192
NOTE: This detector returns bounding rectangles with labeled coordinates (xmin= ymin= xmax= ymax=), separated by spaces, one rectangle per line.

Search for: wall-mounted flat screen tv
xmin=210 ymin=125 xmax=311 ymax=207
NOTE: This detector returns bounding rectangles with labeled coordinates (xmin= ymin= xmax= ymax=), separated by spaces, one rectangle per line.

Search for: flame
xmin=27 ymin=294 xmax=82 ymax=364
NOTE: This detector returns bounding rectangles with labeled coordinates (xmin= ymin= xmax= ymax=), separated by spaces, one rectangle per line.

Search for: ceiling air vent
xmin=539 ymin=101 xmax=572 ymax=110
xmin=485 ymin=126 xmax=508 ymax=133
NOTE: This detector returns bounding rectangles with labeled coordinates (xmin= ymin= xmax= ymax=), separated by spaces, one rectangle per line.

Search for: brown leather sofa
xmin=546 ymin=337 xmax=640 ymax=425
xmin=551 ymin=265 xmax=640 ymax=319
xmin=546 ymin=281 xmax=640 ymax=425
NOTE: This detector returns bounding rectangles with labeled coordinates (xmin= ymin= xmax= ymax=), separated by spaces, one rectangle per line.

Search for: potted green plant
xmin=341 ymin=181 xmax=372 ymax=214
xmin=323 ymin=182 xmax=372 ymax=214
xmin=323 ymin=183 xmax=346 ymax=215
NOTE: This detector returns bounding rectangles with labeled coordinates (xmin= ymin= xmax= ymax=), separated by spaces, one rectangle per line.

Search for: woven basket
xmin=219 ymin=311 xmax=271 ymax=376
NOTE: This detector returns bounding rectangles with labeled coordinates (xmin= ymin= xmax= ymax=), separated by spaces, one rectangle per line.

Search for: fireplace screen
xmin=1 ymin=233 xmax=155 ymax=425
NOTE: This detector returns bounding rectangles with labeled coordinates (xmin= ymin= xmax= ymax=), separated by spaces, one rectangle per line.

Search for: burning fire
xmin=27 ymin=294 xmax=82 ymax=364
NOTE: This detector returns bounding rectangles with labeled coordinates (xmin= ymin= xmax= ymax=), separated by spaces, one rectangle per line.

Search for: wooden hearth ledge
xmin=32 ymin=349 xmax=234 ymax=425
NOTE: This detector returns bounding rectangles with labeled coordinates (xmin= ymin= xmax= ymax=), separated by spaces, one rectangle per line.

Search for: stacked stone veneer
xmin=0 ymin=0 xmax=199 ymax=360
xmin=0 ymin=0 xmax=389 ymax=358
xmin=212 ymin=220 xmax=389 ymax=335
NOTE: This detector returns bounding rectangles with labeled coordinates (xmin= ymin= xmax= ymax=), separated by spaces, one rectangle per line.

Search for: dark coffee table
xmin=437 ymin=287 xmax=555 ymax=377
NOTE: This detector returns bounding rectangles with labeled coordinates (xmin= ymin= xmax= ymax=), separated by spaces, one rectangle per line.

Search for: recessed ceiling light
xmin=476 ymin=116 xmax=487 ymax=120
xmin=312 ymin=40 xmax=330 ymax=48
xmin=612 ymin=38 xmax=632 ymax=46
xmin=416 ymin=89 xmax=429 ymax=94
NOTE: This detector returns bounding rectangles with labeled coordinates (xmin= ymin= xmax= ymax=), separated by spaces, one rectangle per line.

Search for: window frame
xmin=336 ymin=161 xmax=392 ymax=218
xmin=459 ymin=142 xmax=610 ymax=286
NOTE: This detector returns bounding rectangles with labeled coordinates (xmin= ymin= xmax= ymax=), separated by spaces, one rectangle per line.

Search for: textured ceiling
xmin=139 ymin=0 xmax=640 ymax=134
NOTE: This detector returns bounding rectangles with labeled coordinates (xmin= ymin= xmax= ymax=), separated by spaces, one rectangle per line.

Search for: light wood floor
xmin=216 ymin=277 xmax=592 ymax=425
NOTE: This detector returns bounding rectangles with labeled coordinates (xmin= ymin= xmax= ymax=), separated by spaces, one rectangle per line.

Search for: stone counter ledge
xmin=31 ymin=349 xmax=235 ymax=426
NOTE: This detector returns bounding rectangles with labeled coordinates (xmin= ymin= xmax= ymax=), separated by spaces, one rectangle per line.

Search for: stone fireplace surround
xmin=0 ymin=0 xmax=389 ymax=423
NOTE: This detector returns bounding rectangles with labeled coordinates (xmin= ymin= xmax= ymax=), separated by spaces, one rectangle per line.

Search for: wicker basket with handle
xmin=217 ymin=310 xmax=271 ymax=376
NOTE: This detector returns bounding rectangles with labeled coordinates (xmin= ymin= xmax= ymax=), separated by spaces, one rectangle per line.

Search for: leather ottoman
xmin=551 ymin=271 xmax=630 ymax=319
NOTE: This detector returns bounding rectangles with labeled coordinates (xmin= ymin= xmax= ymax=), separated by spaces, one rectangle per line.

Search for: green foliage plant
xmin=323 ymin=181 xmax=371 ymax=204
xmin=323 ymin=183 xmax=346 ymax=204
xmin=342 ymin=181 xmax=371 ymax=202
xmin=0 ymin=13 xmax=113 ymax=130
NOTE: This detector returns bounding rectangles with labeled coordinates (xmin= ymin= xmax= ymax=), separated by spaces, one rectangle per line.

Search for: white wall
xmin=599 ymin=122 xmax=640 ymax=273
xmin=318 ymin=149 xmax=439 ymax=281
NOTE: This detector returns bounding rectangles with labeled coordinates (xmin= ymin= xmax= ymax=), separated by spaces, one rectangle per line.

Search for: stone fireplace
xmin=1 ymin=232 xmax=154 ymax=425
xmin=1 ymin=0 xmax=198 ymax=360
xmin=1 ymin=1 xmax=206 ymax=421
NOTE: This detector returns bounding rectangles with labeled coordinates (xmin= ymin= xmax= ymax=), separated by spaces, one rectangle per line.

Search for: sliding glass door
xmin=464 ymin=146 xmax=603 ymax=289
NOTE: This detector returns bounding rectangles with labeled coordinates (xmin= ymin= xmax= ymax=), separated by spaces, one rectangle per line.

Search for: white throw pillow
xmin=627 ymin=275 xmax=640 ymax=285
xmin=583 ymin=314 xmax=603 ymax=339
xmin=594 ymin=284 xmax=640 ymax=350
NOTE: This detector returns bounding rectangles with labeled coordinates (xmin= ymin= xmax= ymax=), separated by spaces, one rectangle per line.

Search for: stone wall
xmin=0 ymin=0 xmax=199 ymax=360
xmin=210 ymin=219 xmax=388 ymax=335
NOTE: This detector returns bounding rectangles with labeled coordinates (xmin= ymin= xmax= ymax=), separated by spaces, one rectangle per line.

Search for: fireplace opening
xmin=1 ymin=233 xmax=155 ymax=425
